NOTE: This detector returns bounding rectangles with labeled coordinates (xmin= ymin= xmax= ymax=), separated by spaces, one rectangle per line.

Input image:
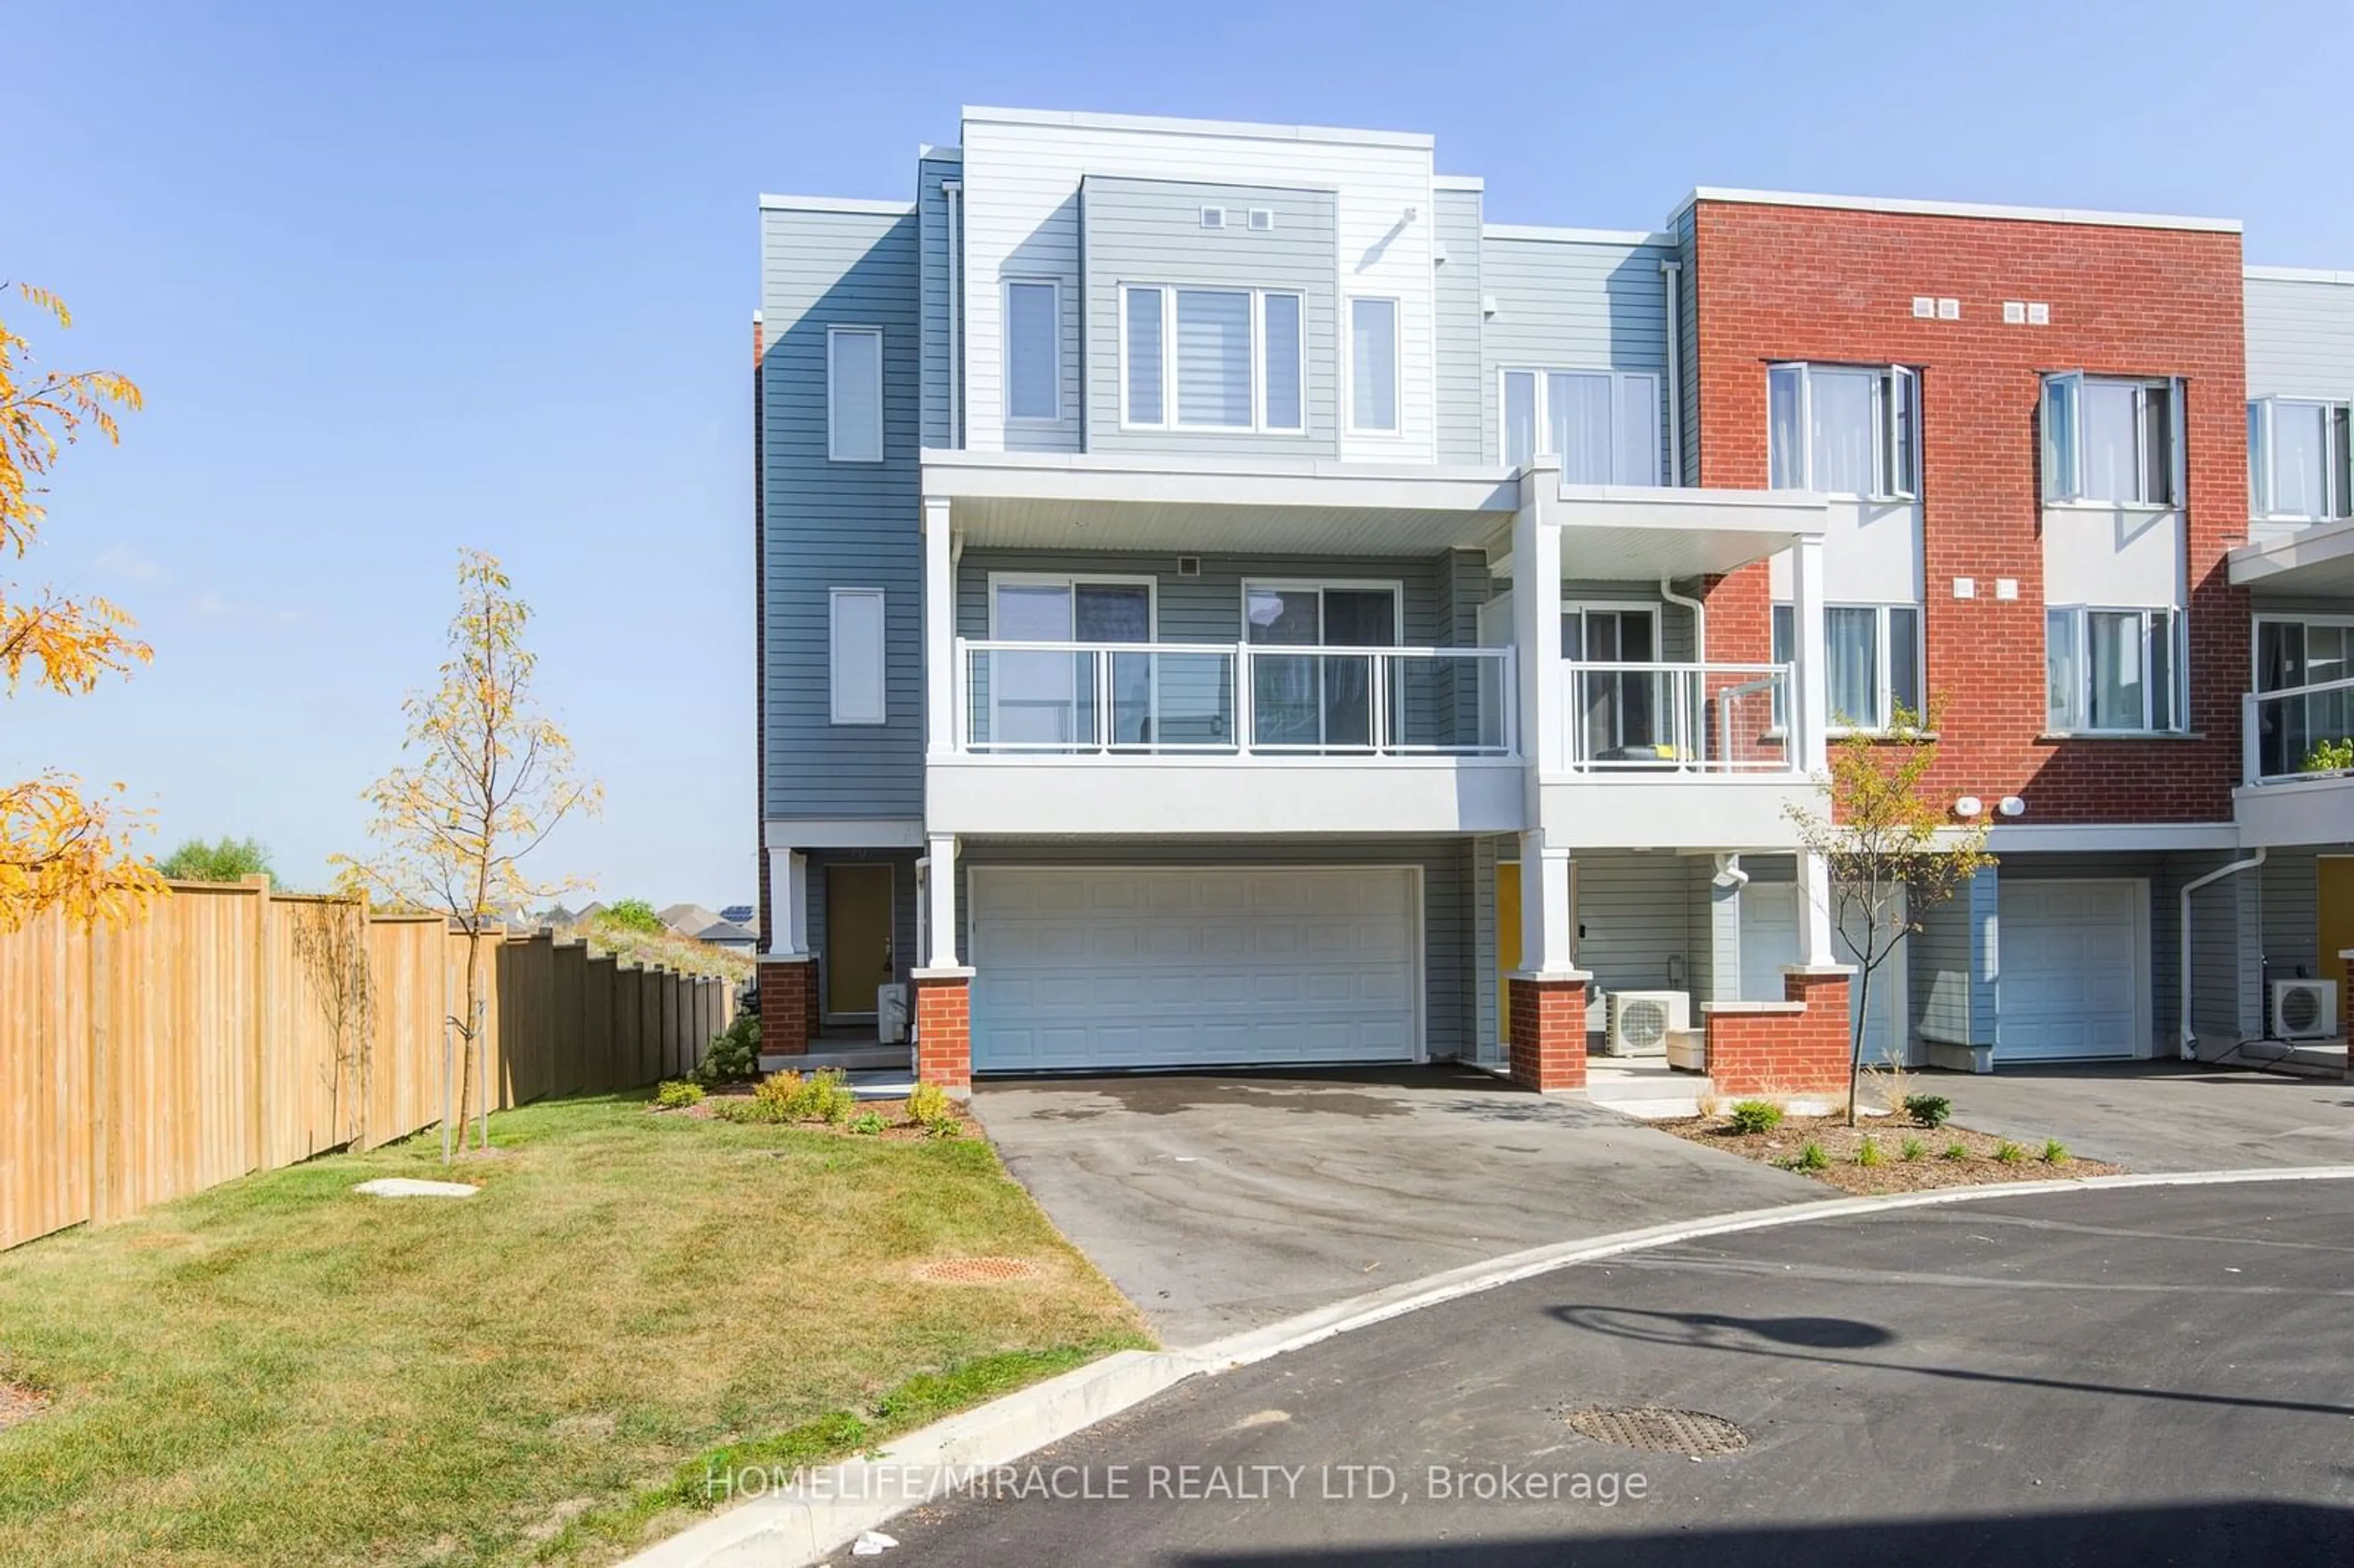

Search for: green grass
xmin=0 ymin=1094 xmax=1148 ymax=1567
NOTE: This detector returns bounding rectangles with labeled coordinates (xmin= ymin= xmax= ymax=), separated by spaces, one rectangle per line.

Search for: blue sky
xmin=12 ymin=0 xmax=2350 ymax=904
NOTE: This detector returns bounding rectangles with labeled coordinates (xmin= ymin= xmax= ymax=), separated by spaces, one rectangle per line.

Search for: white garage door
xmin=968 ymin=866 xmax=1420 ymax=1072
xmin=1998 ymin=880 xmax=2143 ymax=1060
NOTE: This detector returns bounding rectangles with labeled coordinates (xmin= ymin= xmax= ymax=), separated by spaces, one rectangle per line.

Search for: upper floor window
xmin=1004 ymin=280 xmax=1061 ymax=423
xmin=1502 ymin=370 xmax=1661 ymax=485
xmin=1348 ymin=297 xmax=1400 ymax=435
xmin=1772 ymin=601 xmax=1922 ymax=732
xmin=2248 ymin=398 xmax=2353 ymax=520
xmin=2046 ymin=605 xmax=2183 ymax=734
xmin=2043 ymin=372 xmax=2179 ymax=506
xmin=1768 ymin=363 xmax=1918 ymax=498
xmin=826 ymin=325 xmax=883 ymax=463
xmin=1121 ymin=284 xmax=1304 ymax=434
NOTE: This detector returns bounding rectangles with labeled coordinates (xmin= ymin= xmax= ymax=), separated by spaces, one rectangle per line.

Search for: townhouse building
xmin=752 ymin=105 xmax=2354 ymax=1100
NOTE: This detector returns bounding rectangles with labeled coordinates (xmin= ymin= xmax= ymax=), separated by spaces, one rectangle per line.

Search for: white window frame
xmin=1118 ymin=284 xmax=1305 ymax=435
xmin=1766 ymin=362 xmax=1919 ymax=499
xmin=828 ymin=587 xmax=888 ymax=725
xmin=825 ymin=325 xmax=885 ymax=464
xmin=1242 ymin=578 xmax=1408 ymax=750
xmin=1002 ymin=276 xmax=1062 ymax=426
xmin=1346 ymin=294 xmax=1403 ymax=436
xmin=2247 ymin=396 xmax=2353 ymax=520
xmin=2042 ymin=371 xmax=2184 ymax=507
xmin=1773 ymin=601 xmax=1924 ymax=734
xmin=1499 ymin=367 xmax=1663 ymax=484
xmin=2044 ymin=604 xmax=2187 ymax=736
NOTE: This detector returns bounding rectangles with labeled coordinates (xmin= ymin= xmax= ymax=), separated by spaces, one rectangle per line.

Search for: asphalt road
xmin=883 ymin=1179 xmax=2354 ymax=1566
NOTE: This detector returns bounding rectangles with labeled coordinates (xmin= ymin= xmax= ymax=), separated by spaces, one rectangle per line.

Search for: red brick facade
xmin=1702 ymin=969 xmax=1854 ymax=1099
xmin=756 ymin=958 xmax=810 ymax=1055
xmin=1506 ymin=974 xmax=1588 ymax=1092
xmin=913 ymin=972 xmax=972 ymax=1089
xmin=1690 ymin=199 xmax=2249 ymax=822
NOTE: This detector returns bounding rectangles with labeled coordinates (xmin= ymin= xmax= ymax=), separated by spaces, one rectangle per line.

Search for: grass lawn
xmin=0 ymin=1092 xmax=1149 ymax=1567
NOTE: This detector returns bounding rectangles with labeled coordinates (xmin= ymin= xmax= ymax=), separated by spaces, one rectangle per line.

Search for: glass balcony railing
xmin=1558 ymin=661 xmax=1799 ymax=774
xmin=2245 ymin=675 xmax=2354 ymax=784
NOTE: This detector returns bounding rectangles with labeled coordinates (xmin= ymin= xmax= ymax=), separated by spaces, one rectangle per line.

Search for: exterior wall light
xmin=1952 ymin=796 xmax=1984 ymax=819
xmin=1998 ymin=796 xmax=2027 ymax=818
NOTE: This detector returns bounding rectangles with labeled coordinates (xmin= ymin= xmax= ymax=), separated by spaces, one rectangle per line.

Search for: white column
xmin=764 ymin=848 xmax=809 ymax=959
xmin=1509 ymin=460 xmax=1564 ymax=779
xmin=922 ymin=494 xmax=957 ymax=757
xmin=922 ymin=832 xmax=961 ymax=969
xmin=1790 ymin=532 xmax=1830 ymax=777
xmin=1799 ymin=848 xmax=1837 ymax=969
xmin=1517 ymin=832 xmax=1577 ymax=975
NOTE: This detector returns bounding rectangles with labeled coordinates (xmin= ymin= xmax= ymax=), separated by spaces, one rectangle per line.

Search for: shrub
xmin=653 ymin=1079 xmax=704 ymax=1109
xmin=1903 ymin=1094 xmax=1953 ymax=1129
xmin=924 ymin=1117 xmax=963 ymax=1140
xmin=2304 ymin=736 xmax=2354 ymax=774
xmin=1900 ymin=1137 xmax=1926 ymax=1162
xmin=753 ymin=1069 xmax=806 ymax=1114
xmin=600 ymin=897 xmax=666 ymax=933
xmin=1792 ymin=1141 xmax=1830 ymax=1171
xmin=849 ymin=1111 xmax=888 ymax=1136
xmin=707 ymin=1097 xmax=769 ymax=1125
xmin=157 ymin=835 xmax=276 ymax=883
xmin=2041 ymin=1138 xmax=2070 ymax=1165
xmin=1941 ymin=1141 xmax=1968 ymax=1161
xmin=1855 ymin=1136 xmax=1883 ymax=1168
xmin=1726 ymin=1100 xmax=1784 ymax=1136
xmin=905 ymin=1080 xmax=959 ymax=1132
xmin=698 ymin=1012 xmax=761 ymax=1084
xmin=1994 ymin=1140 xmax=2027 ymax=1164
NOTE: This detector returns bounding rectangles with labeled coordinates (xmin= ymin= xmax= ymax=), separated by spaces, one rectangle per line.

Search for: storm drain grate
xmin=0 ymin=1382 xmax=48 ymax=1433
xmin=1560 ymin=1405 xmax=1748 ymax=1458
xmin=910 ymin=1256 xmax=1046 ymax=1285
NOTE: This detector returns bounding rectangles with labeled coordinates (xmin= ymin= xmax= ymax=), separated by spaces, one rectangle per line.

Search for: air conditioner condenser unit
xmin=1604 ymin=991 xmax=1689 ymax=1057
xmin=2271 ymin=979 xmax=2339 ymax=1042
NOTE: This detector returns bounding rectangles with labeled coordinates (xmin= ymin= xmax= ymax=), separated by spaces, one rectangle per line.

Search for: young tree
xmin=157 ymin=835 xmax=276 ymax=883
xmin=596 ymin=897 xmax=663 ymax=933
xmin=336 ymin=550 xmax=600 ymax=1157
xmin=1787 ymin=704 xmax=1994 ymax=1127
xmin=1 ymin=282 xmax=160 ymax=931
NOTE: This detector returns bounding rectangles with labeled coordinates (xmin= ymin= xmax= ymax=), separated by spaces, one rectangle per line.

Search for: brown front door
xmin=825 ymin=864 xmax=894 ymax=1015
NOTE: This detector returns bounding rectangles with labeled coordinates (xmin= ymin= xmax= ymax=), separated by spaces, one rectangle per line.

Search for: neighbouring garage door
xmin=967 ymin=866 xmax=1421 ymax=1072
xmin=1997 ymin=880 xmax=2144 ymax=1060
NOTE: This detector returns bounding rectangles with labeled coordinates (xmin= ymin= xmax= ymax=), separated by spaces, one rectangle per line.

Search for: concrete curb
xmin=623 ymin=1163 xmax=2354 ymax=1567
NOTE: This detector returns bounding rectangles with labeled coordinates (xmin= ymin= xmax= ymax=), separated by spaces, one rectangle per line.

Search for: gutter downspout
xmin=2179 ymin=848 xmax=2264 ymax=1060
xmin=1658 ymin=257 xmax=1685 ymax=487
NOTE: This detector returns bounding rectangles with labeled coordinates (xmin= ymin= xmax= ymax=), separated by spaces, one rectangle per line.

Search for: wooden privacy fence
xmin=0 ymin=877 xmax=733 ymax=1251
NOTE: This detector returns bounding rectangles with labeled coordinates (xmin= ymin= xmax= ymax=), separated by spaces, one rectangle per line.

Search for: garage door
xmin=1998 ymin=880 xmax=2143 ymax=1060
xmin=968 ymin=866 xmax=1420 ymax=1072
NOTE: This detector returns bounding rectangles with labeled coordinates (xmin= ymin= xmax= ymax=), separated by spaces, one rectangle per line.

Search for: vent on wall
xmin=1176 ymin=556 xmax=1203 ymax=577
xmin=1247 ymin=208 xmax=1274 ymax=232
xmin=1199 ymin=206 xmax=1227 ymax=230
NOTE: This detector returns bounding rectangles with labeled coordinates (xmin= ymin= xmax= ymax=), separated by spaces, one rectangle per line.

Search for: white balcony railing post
xmin=1235 ymin=642 xmax=1253 ymax=755
xmin=2244 ymin=690 xmax=2260 ymax=786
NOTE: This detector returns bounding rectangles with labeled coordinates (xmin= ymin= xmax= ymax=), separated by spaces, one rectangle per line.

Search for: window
xmin=989 ymin=577 xmax=1155 ymax=748
xmin=1349 ymin=297 xmax=1400 ymax=433
xmin=2248 ymin=398 xmax=2353 ymax=519
xmin=1500 ymin=370 xmax=1662 ymax=484
xmin=1767 ymin=363 xmax=1918 ymax=497
xmin=1771 ymin=603 xmax=1922 ymax=731
xmin=825 ymin=327 xmax=883 ymax=463
xmin=1561 ymin=606 xmax=1659 ymax=757
xmin=1247 ymin=582 xmax=1401 ymax=748
xmin=1004 ymin=280 xmax=1060 ymax=423
xmin=2043 ymin=372 xmax=2179 ymax=504
xmin=1120 ymin=285 xmax=1303 ymax=433
xmin=829 ymin=588 xmax=887 ymax=725
xmin=2046 ymin=606 xmax=2183 ymax=734
xmin=2255 ymin=617 xmax=2354 ymax=776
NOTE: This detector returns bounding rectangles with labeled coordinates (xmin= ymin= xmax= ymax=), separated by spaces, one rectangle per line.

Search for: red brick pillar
xmin=1506 ymin=972 xmax=1589 ymax=1092
xmin=913 ymin=969 xmax=973 ymax=1090
xmin=756 ymin=958 xmax=811 ymax=1057
xmin=1700 ymin=966 xmax=1853 ymax=1100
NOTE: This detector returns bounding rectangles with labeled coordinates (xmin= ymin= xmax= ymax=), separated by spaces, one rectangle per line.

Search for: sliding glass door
xmin=1562 ymin=607 xmax=1661 ymax=759
xmin=1246 ymin=585 xmax=1399 ymax=749
xmin=991 ymin=580 xmax=1153 ymax=748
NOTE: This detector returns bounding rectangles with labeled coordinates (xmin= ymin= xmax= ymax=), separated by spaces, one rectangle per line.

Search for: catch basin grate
xmin=1560 ymin=1404 xmax=1749 ymax=1458
xmin=911 ymin=1256 xmax=1046 ymax=1285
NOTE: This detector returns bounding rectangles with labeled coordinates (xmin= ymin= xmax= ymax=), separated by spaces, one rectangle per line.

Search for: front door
xmin=2321 ymin=857 xmax=2354 ymax=988
xmin=825 ymin=864 xmax=894 ymax=1016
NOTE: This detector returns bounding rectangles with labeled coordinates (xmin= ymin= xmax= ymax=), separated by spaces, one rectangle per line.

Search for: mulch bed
xmin=1658 ymin=1114 xmax=2121 ymax=1194
xmin=655 ymin=1083 xmax=973 ymax=1142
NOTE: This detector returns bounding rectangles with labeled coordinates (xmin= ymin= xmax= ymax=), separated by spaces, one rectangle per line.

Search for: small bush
xmin=707 ymin=1097 xmax=769 ymax=1125
xmin=698 ymin=1013 xmax=761 ymax=1084
xmin=1726 ymin=1100 xmax=1785 ymax=1136
xmin=2041 ymin=1138 xmax=2070 ymax=1165
xmin=1994 ymin=1140 xmax=2027 ymax=1165
xmin=801 ymin=1067 xmax=857 ymax=1125
xmin=2304 ymin=736 xmax=2354 ymax=774
xmin=849 ymin=1111 xmax=888 ymax=1136
xmin=904 ymin=1080 xmax=959 ymax=1130
xmin=1855 ymin=1136 xmax=1883 ymax=1168
xmin=1900 ymin=1136 xmax=1926 ymax=1162
xmin=1941 ymin=1141 xmax=1968 ymax=1161
xmin=1791 ymin=1141 xmax=1830 ymax=1171
xmin=753 ymin=1068 xmax=806 ymax=1114
xmin=924 ymin=1117 xmax=963 ymax=1140
xmin=653 ymin=1079 xmax=704 ymax=1109
xmin=600 ymin=897 xmax=666 ymax=933
xmin=1903 ymin=1094 xmax=1953 ymax=1129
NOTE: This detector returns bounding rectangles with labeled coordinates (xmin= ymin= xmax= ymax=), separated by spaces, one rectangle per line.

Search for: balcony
xmin=1541 ymin=660 xmax=1816 ymax=848
xmin=2236 ymin=674 xmax=2354 ymax=848
xmin=928 ymin=641 xmax=1523 ymax=837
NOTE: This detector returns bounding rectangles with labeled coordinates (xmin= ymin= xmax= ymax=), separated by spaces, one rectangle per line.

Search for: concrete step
xmin=1583 ymin=1067 xmax=1715 ymax=1121
xmin=758 ymin=1046 xmax=910 ymax=1073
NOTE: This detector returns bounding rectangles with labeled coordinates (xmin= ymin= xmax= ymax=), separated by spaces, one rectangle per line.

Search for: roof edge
xmin=1487 ymin=222 xmax=1675 ymax=248
xmin=1667 ymin=186 xmax=2241 ymax=235
xmin=2246 ymin=264 xmax=2354 ymax=286
xmin=758 ymin=193 xmax=915 ymax=216
xmin=961 ymin=103 xmax=1432 ymax=151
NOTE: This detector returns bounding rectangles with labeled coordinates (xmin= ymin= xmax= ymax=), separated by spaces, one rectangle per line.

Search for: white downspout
xmin=1661 ymin=576 xmax=1705 ymax=666
xmin=1659 ymin=257 xmax=1685 ymax=487
xmin=2179 ymin=848 xmax=2264 ymax=1060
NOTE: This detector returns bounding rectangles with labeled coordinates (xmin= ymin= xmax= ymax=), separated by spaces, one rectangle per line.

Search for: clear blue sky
xmin=12 ymin=0 xmax=2350 ymax=904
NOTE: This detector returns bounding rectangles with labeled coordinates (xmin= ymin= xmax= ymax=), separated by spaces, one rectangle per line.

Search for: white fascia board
xmin=921 ymin=449 xmax=1519 ymax=512
xmin=1485 ymin=223 xmax=1676 ymax=248
xmin=1666 ymin=186 xmax=2242 ymax=235
xmin=2228 ymin=517 xmax=2354 ymax=587
xmin=763 ymin=818 xmax=926 ymax=850
xmin=757 ymin=193 xmax=916 ymax=215
xmin=1980 ymin=823 xmax=2241 ymax=853
xmin=1434 ymin=174 xmax=1485 ymax=191
xmin=2245 ymin=264 xmax=2354 ymax=285
xmin=962 ymin=103 xmax=1433 ymax=151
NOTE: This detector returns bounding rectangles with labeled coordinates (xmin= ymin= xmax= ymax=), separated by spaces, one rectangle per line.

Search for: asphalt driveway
xmin=971 ymin=1065 xmax=1819 ymax=1347
xmin=1935 ymin=1061 xmax=2354 ymax=1170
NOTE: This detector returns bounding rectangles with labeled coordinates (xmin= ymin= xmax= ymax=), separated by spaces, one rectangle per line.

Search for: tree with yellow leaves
xmin=1 ymin=281 xmax=161 ymax=932
xmin=337 ymin=549 xmax=600 ymax=1157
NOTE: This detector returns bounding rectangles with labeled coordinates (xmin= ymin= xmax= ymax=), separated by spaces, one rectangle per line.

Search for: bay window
xmin=1501 ymin=369 xmax=1663 ymax=484
xmin=1767 ymin=363 xmax=1918 ymax=498
xmin=2248 ymin=398 xmax=2353 ymax=519
xmin=2043 ymin=372 xmax=2181 ymax=505
xmin=2046 ymin=606 xmax=2184 ymax=734
xmin=1120 ymin=284 xmax=1305 ymax=433
xmin=1772 ymin=602 xmax=1922 ymax=731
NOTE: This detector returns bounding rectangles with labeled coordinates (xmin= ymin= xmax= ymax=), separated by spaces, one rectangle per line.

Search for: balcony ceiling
xmin=1552 ymin=487 xmax=1830 ymax=580
xmin=2231 ymin=518 xmax=2354 ymax=597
